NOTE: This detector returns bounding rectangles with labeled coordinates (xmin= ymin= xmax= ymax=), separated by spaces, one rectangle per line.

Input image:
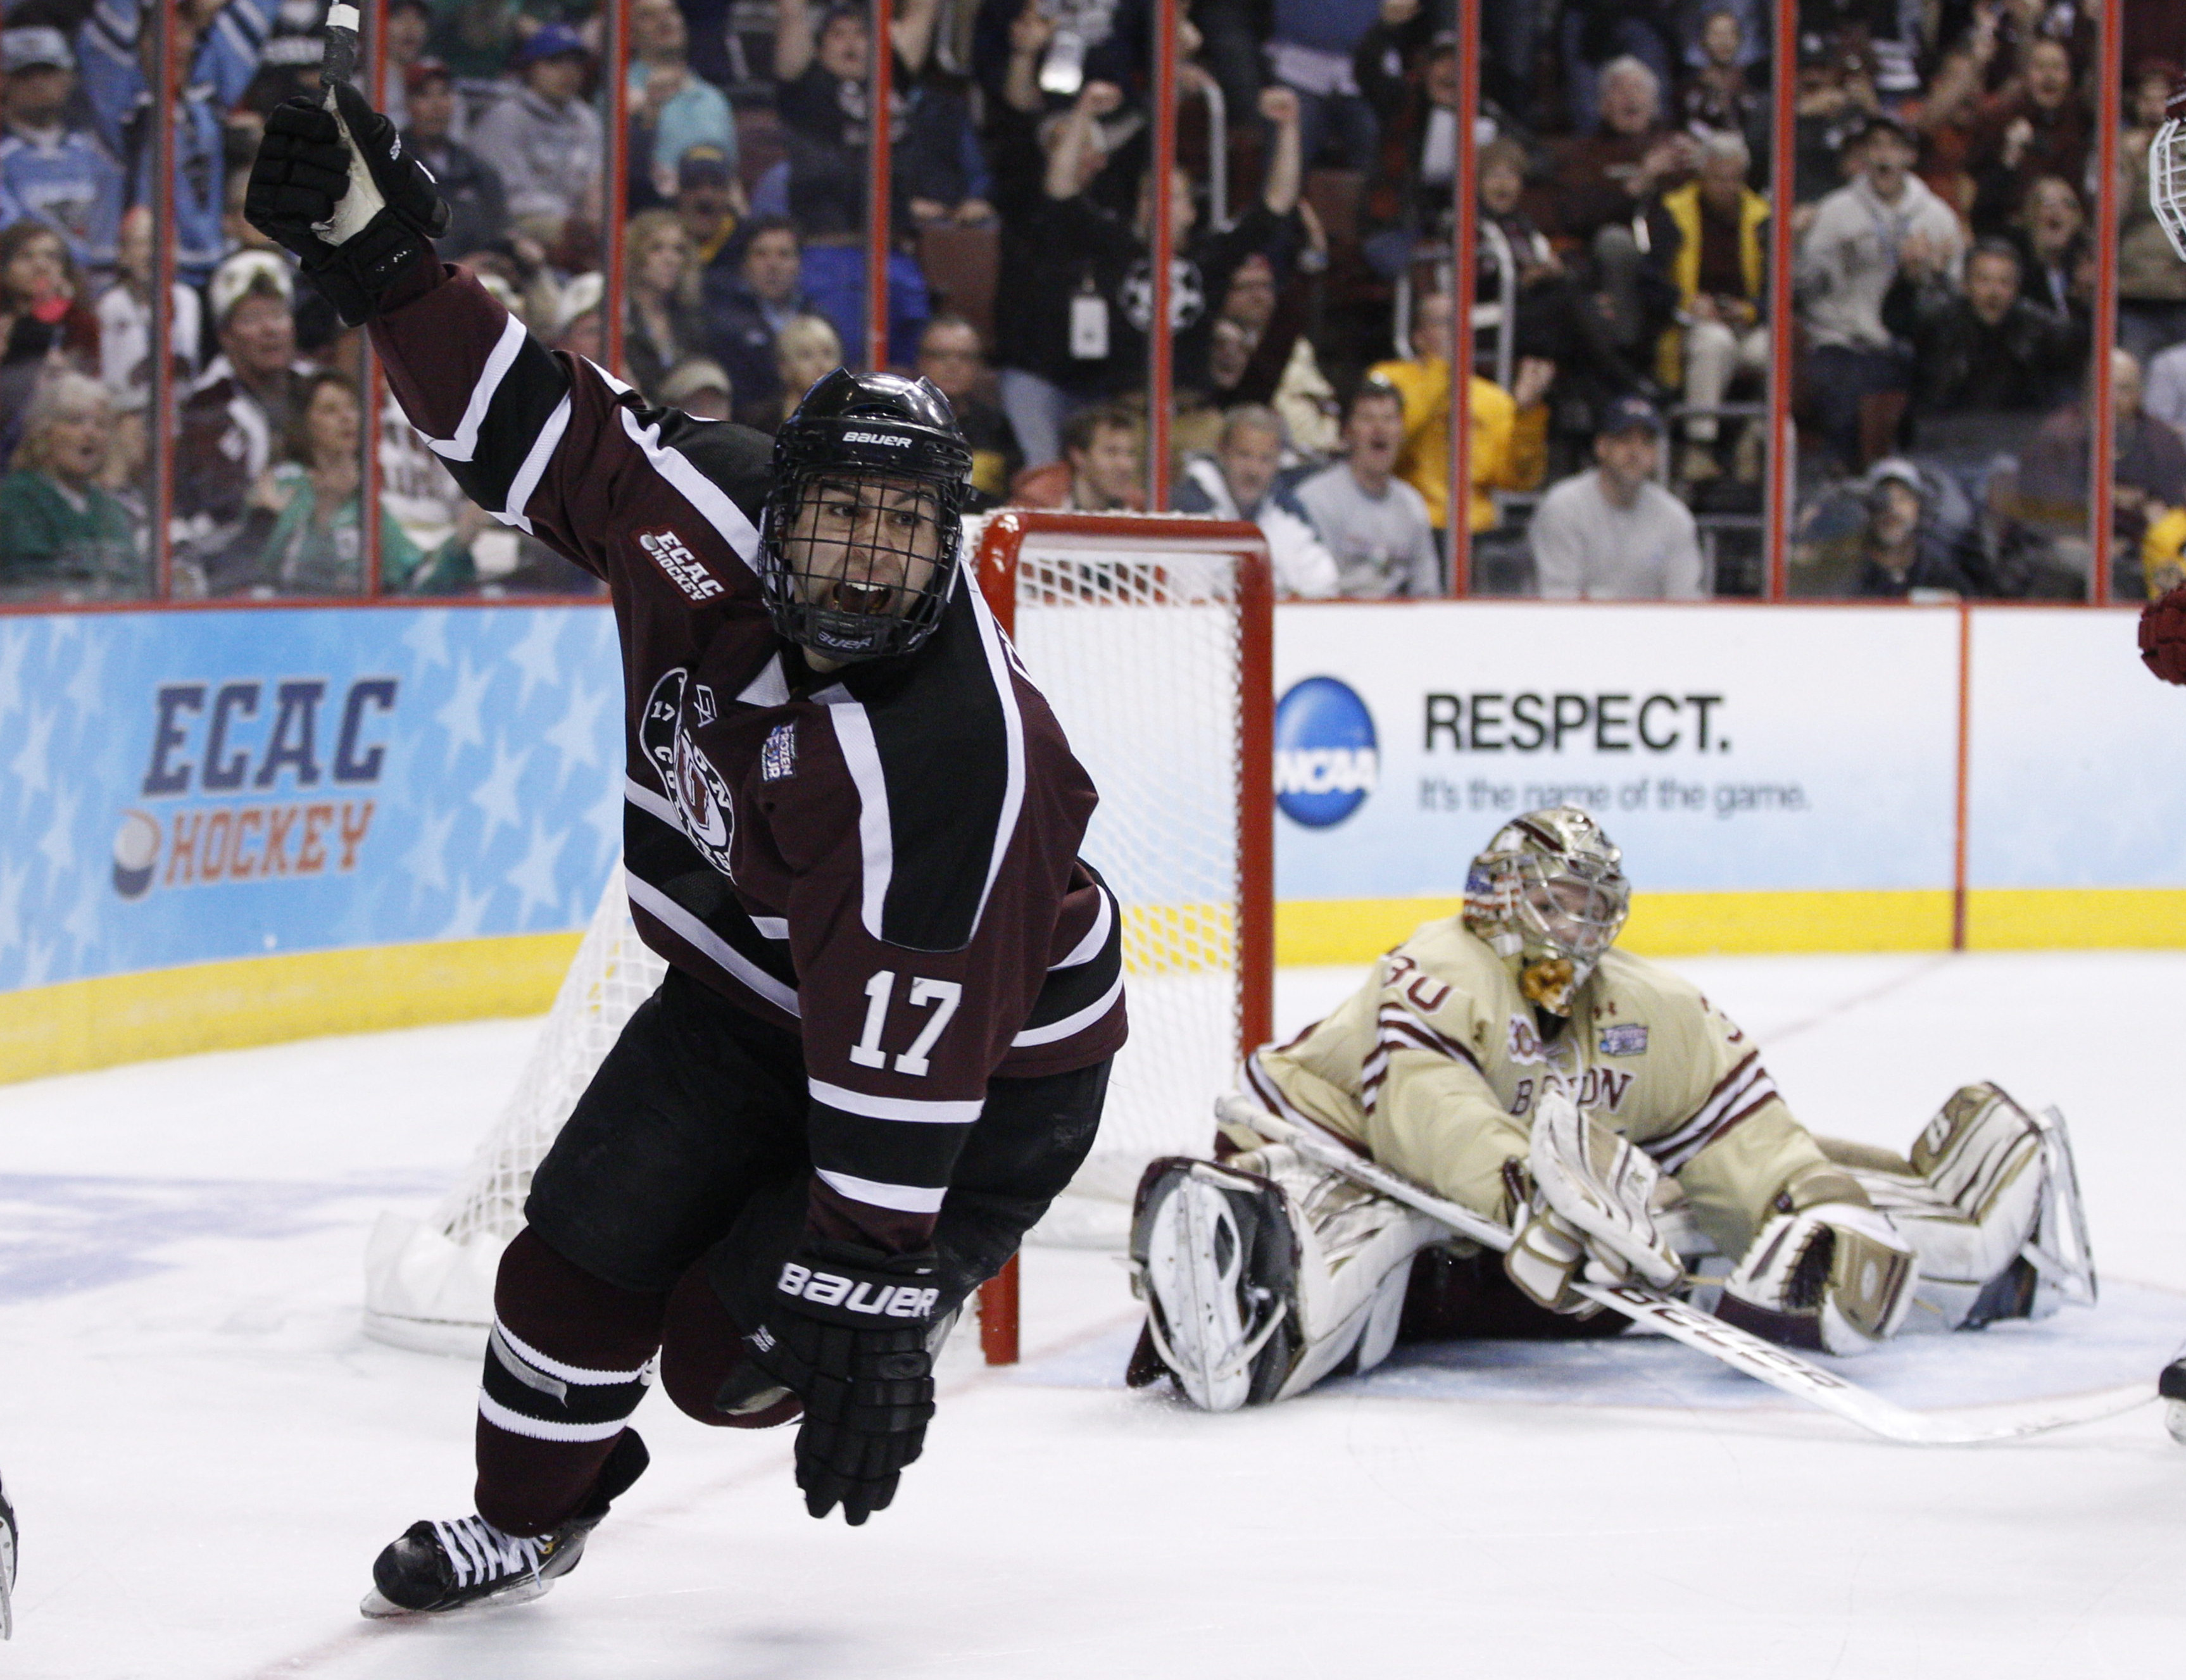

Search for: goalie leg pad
xmin=1718 ymin=1202 xmax=1917 ymax=1356
xmin=1842 ymin=1084 xmax=2094 ymax=1332
xmin=1131 ymin=1158 xmax=1298 ymax=1412
xmin=1130 ymin=1144 xmax=1445 ymax=1409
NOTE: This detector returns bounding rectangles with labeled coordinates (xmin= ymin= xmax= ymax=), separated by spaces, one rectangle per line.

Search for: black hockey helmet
xmin=759 ymin=367 xmax=974 ymax=663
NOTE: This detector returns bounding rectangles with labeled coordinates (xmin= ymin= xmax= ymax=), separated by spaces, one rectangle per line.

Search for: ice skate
xmin=360 ymin=1430 xmax=647 ymax=1617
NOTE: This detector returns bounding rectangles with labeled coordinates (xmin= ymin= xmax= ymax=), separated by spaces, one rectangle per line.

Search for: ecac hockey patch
xmin=760 ymin=723 xmax=797 ymax=781
xmin=1598 ymin=1024 xmax=1649 ymax=1056
xmin=638 ymin=527 xmax=724 ymax=603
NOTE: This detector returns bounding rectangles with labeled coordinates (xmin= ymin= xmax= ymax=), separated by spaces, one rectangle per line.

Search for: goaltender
xmin=1131 ymin=806 xmax=2094 ymax=1410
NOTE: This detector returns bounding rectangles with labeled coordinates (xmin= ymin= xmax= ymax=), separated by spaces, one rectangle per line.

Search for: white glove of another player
xmin=1504 ymin=1088 xmax=1681 ymax=1314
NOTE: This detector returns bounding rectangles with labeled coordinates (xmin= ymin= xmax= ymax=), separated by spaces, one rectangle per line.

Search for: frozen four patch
xmin=1598 ymin=1024 xmax=1648 ymax=1056
xmin=761 ymin=722 xmax=797 ymax=781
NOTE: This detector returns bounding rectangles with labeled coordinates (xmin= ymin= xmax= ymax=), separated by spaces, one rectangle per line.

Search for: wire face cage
xmin=2154 ymin=119 xmax=2186 ymax=263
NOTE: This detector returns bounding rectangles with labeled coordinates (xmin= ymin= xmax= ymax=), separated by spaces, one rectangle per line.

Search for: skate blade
xmin=2165 ymin=1398 xmax=2186 ymax=1448
xmin=360 ymin=1574 xmax=554 ymax=1619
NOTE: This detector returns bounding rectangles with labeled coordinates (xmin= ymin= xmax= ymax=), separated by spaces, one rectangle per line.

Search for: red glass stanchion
xmin=1447 ymin=0 xmax=1479 ymax=596
xmin=867 ymin=0 xmax=895 ymax=372
xmin=603 ymin=0 xmax=632 ymax=380
xmin=150 ymin=1 xmax=176 ymax=601
xmin=1148 ymin=0 xmax=1176 ymax=509
xmin=1766 ymin=0 xmax=1797 ymax=601
xmin=361 ymin=0 xmax=389 ymax=598
xmin=2090 ymin=0 xmax=2121 ymax=607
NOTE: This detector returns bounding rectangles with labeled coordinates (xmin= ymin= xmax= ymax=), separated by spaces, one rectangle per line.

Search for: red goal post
xmin=968 ymin=511 xmax=1276 ymax=1362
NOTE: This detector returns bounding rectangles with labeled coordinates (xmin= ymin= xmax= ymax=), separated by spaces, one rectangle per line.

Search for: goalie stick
xmin=1215 ymin=1096 xmax=2145 ymax=1446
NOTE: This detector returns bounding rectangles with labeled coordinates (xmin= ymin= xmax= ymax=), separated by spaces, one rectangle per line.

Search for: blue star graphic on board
xmin=0 ymin=857 xmax=28 ymax=951
xmin=63 ymin=632 xmax=106 ymax=716
xmin=434 ymin=656 xmax=495 ymax=767
xmin=0 ymin=624 xmax=29 ymax=731
xmin=403 ymin=610 xmax=453 ymax=672
xmin=504 ymin=612 xmax=565 ymax=710
xmin=470 ymin=738 xmax=532 ymax=849
xmin=9 ymin=705 xmax=55 ymax=802
xmin=437 ymin=879 xmax=496 ymax=940
xmin=18 ymin=934 xmax=52 ymax=989
xmin=506 ymin=818 xmax=572 ymax=926
xmin=582 ymin=772 xmax=626 ymax=869
xmin=401 ymin=803 xmax=462 ymax=894
xmin=544 ymin=679 xmax=612 ymax=792
xmin=61 ymin=875 xmax=100 ymax=958
xmin=38 ymin=785 xmax=78 ymax=874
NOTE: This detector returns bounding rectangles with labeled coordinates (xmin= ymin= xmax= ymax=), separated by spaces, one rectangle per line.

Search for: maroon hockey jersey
xmin=372 ymin=268 xmax=1125 ymax=1249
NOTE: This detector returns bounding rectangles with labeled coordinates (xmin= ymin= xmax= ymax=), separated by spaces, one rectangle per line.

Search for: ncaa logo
xmin=1274 ymin=677 xmax=1378 ymax=828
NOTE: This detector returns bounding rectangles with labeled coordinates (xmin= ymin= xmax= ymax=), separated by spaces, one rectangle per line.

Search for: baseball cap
xmin=3 ymin=27 xmax=72 ymax=74
xmin=677 ymin=143 xmax=732 ymax=189
xmin=404 ymin=55 xmax=452 ymax=94
xmin=1597 ymin=394 xmax=1662 ymax=437
xmin=208 ymin=249 xmax=295 ymax=325
xmin=659 ymin=358 xmax=732 ymax=408
xmin=1864 ymin=456 xmax=1925 ymax=499
xmin=513 ymin=23 xmax=587 ymax=67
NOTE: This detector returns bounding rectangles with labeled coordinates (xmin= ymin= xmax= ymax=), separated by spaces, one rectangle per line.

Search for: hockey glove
xmin=719 ymin=1241 xmax=940 ymax=1526
xmin=244 ymin=82 xmax=448 ymax=327
xmin=2140 ymin=586 xmax=2186 ymax=686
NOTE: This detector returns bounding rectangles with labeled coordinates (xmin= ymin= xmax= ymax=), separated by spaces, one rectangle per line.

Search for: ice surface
xmin=1 ymin=954 xmax=2183 ymax=1677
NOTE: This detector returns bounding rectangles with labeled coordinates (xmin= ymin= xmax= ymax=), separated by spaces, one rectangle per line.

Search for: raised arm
xmin=775 ymin=0 xmax=816 ymax=84
xmin=1045 ymin=81 xmax=1121 ymax=199
xmin=1257 ymin=85 xmax=1302 ymax=218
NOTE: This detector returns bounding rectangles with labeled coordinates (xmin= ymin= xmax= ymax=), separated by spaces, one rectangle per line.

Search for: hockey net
xmin=362 ymin=510 xmax=1274 ymax=1359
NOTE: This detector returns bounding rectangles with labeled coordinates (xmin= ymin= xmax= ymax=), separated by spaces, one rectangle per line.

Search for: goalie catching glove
xmin=243 ymin=82 xmax=448 ymax=326
xmin=1504 ymin=1089 xmax=1682 ymax=1313
xmin=1718 ymin=1200 xmax=1916 ymax=1355
xmin=713 ymin=1241 xmax=940 ymax=1526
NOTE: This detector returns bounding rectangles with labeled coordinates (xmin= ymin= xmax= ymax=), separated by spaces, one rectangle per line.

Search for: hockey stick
xmin=1217 ymin=1097 xmax=2147 ymax=1445
xmin=322 ymin=3 xmax=362 ymax=91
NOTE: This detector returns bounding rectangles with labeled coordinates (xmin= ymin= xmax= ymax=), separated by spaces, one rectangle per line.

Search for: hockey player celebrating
xmin=1131 ymin=806 xmax=2093 ymax=1410
xmin=246 ymin=86 xmax=1124 ymax=1612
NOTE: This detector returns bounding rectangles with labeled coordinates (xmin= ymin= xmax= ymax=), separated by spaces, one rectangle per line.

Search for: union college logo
xmin=641 ymin=667 xmax=737 ymax=877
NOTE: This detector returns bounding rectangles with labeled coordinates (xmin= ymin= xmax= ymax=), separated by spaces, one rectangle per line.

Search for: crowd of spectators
xmin=0 ymin=0 xmax=2159 ymax=604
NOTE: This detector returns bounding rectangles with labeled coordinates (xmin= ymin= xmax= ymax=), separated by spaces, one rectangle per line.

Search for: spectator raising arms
xmin=77 ymin=0 xmax=274 ymax=280
xmin=1371 ymin=290 xmax=1545 ymax=536
xmin=0 ymin=26 xmax=124 ymax=273
xmin=0 ymin=372 xmax=140 ymax=600
xmin=1796 ymin=112 xmax=1964 ymax=472
xmin=1528 ymin=396 xmax=1707 ymax=599
xmin=1172 ymin=403 xmax=1338 ymax=597
xmin=1293 ymin=379 xmax=1440 ymax=598
xmin=628 ymin=0 xmax=739 ymax=211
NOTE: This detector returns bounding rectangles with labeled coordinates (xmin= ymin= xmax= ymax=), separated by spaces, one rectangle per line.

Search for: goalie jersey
xmin=1245 ymin=917 xmax=1842 ymax=1257
xmin=370 ymin=268 xmax=1126 ymax=1251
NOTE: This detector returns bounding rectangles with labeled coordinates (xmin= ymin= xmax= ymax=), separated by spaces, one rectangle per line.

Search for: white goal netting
xmin=363 ymin=517 xmax=1267 ymax=1351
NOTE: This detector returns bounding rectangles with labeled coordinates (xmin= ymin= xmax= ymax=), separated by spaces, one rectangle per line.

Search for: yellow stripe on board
xmin=1277 ymin=889 xmax=2186 ymax=965
xmin=1965 ymin=889 xmax=2186 ymax=948
xmin=0 ymin=933 xmax=582 ymax=1086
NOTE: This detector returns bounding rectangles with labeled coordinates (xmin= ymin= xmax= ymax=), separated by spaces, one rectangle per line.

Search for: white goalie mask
xmin=2153 ymin=104 xmax=2186 ymax=263
xmin=1462 ymin=806 xmax=1631 ymax=1015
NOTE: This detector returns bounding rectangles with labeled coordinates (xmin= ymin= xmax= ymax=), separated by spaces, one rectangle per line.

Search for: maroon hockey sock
xmin=659 ymin=1262 xmax=802 ymax=1429
xmin=474 ymin=1229 xmax=668 ymax=1536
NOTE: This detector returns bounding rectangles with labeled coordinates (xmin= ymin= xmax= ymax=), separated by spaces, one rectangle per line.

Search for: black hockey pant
xmin=474 ymin=967 xmax=1107 ymax=1534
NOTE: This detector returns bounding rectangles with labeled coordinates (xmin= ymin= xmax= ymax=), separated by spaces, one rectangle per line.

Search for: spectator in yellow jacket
xmin=1370 ymin=289 xmax=1550 ymax=532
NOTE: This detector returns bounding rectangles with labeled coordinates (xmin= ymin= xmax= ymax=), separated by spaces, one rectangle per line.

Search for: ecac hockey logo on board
xmin=114 ymin=678 xmax=398 ymax=900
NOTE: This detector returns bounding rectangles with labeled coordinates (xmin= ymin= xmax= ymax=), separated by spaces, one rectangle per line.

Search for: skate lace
xmin=430 ymin=1514 xmax=549 ymax=1589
